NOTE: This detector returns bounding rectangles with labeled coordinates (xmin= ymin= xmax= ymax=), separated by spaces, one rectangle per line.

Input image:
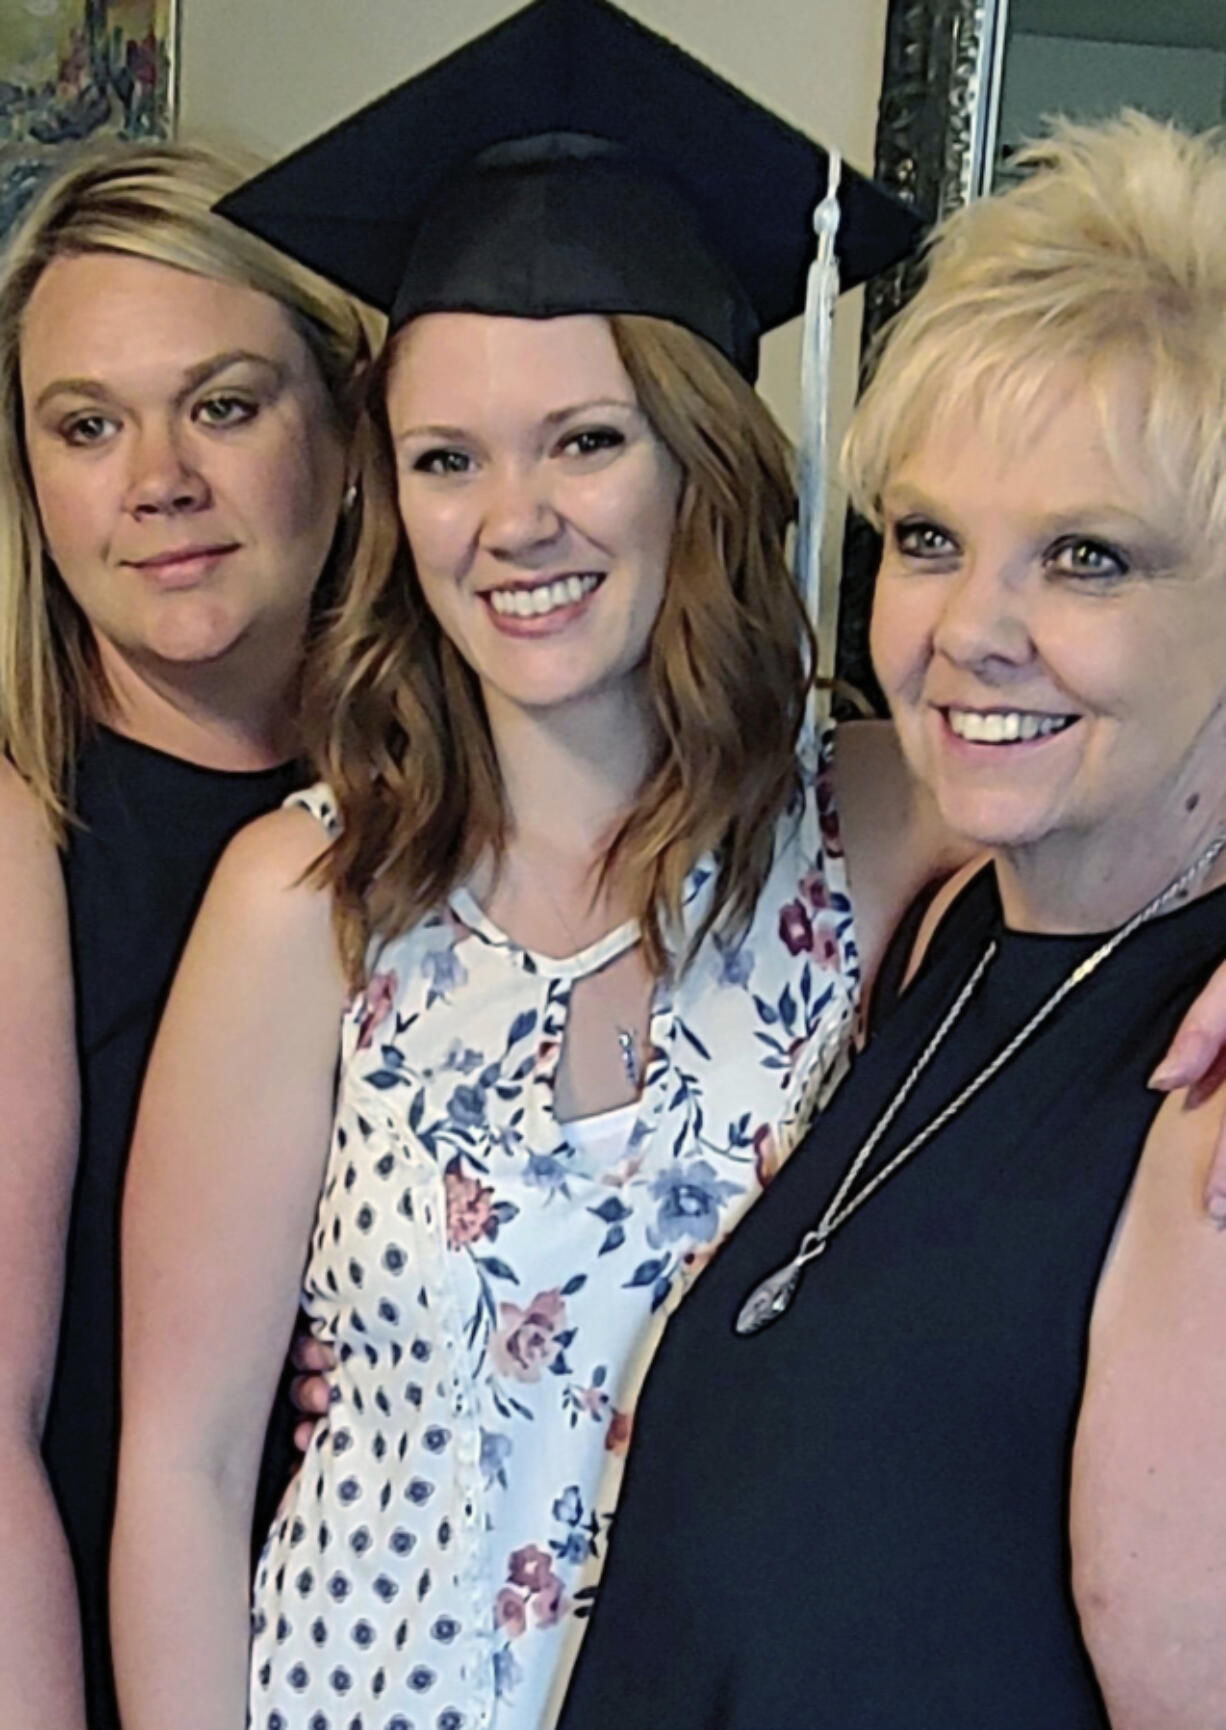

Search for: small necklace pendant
xmin=735 ymin=1257 xmax=808 ymax=1336
xmin=617 ymin=1026 xmax=642 ymax=1091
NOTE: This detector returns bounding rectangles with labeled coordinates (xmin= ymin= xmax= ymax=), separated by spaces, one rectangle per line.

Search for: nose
xmin=123 ymin=420 xmax=211 ymax=519
xmin=932 ymin=549 xmax=1035 ymax=679
xmin=478 ymin=461 xmax=563 ymax=560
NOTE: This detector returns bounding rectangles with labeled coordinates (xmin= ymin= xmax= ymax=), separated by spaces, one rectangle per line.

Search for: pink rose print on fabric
xmin=532 ymin=1569 xmax=568 ymax=1627
xmin=779 ymin=899 xmax=814 ymax=956
xmin=507 ymin=1544 xmax=555 ymax=1594
xmin=495 ymin=1586 xmax=527 ymax=1639
xmin=505 ymin=1545 xmax=569 ymax=1630
xmin=492 ymin=1290 xmax=568 ymax=1382
xmin=753 ymin=1124 xmax=782 ymax=1187
xmin=605 ymin=1408 xmax=633 ymax=1455
xmin=799 ymin=866 xmax=830 ymax=912
xmin=355 ymin=969 xmax=398 ymax=1049
xmin=444 ymin=1165 xmax=496 ymax=1249
xmin=778 ymin=900 xmax=841 ymax=969
xmin=812 ymin=911 xmax=841 ymax=968
xmin=816 ymin=763 xmax=843 ymax=856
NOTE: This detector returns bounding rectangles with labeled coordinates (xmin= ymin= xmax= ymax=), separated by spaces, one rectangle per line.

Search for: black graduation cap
xmin=218 ymin=0 xmax=921 ymax=380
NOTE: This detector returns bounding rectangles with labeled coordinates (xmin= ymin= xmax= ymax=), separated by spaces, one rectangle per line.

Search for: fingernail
xmin=1208 ymin=1192 xmax=1226 ymax=1225
xmin=1151 ymin=1030 xmax=1213 ymax=1087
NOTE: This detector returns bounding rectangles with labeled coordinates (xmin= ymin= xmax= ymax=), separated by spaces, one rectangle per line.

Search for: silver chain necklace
xmin=735 ymin=836 xmax=1226 ymax=1337
xmin=506 ymin=853 xmax=645 ymax=1091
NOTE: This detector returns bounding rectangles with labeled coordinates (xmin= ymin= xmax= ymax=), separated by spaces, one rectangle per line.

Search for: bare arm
xmin=110 ymin=808 xmax=345 ymax=1730
xmin=832 ymin=719 xmax=974 ymax=990
xmin=0 ymin=763 xmax=86 ymax=1730
xmin=1071 ymin=1090 xmax=1226 ymax=1729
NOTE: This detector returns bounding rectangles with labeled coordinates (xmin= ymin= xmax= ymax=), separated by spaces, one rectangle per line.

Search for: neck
xmin=96 ymin=637 xmax=300 ymax=772
xmin=485 ymin=678 xmax=657 ymax=863
xmin=995 ymin=808 xmax=1226 ymax=934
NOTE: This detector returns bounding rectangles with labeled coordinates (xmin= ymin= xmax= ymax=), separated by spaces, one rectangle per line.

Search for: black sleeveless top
xmin=50 ymin=728 xmax=300 ymax=1730
xmin=558 ymin=866 xmax=1226 ymax=1730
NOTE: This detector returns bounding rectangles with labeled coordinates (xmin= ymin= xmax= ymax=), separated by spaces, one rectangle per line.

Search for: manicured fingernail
xmin=1152 ymin=1031 xmax=1213 ymax=1087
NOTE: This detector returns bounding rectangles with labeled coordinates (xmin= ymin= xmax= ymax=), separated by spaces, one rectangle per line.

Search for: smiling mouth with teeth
xmin=485 ymin=572 xmax=603 ymax=618
xmin=944 ymin=707 xmax=1077 ymax=745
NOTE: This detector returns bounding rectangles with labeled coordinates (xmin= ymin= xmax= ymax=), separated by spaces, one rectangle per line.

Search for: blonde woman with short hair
xmin=559 ymin=113 xmax=1226 ymax=1730
xmin=0 ymin=139 xmax=392 ymax=1730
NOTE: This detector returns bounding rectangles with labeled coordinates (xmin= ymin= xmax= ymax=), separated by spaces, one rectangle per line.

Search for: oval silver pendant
xmin=735 ymin=1259 xmax=803 ymax=1336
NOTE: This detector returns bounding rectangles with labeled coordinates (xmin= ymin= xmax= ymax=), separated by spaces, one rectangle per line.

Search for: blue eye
xmin=1047 ymin=536 xmax=1129 ymax=580
xmin=195 ymin=394 xmax=258 ymax=428
xmin=893 ymin=517 xmax=957 ymax=558
xmin=61 ymin=413 xmax=119 ymax=447
xmin=413 ymin=448 xmax=473 ymax=476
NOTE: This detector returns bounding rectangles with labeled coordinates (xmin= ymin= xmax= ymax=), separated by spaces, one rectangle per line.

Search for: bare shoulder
xmin=0 ymin=757 xmax=57 ymax=873
xmin=194 ymin=804 xmax=337 ymax=949
xmin=831 ymin=720 xmax=970 ymax=987
xmin=156 ymin=802 xmax=346 ymax=1052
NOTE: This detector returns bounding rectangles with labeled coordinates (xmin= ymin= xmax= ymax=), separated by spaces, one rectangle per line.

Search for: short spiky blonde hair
xmin=0 ymin=139 xmax=389 ymax=837
xmin=844 ymin=113 xmax=1226 ymax=558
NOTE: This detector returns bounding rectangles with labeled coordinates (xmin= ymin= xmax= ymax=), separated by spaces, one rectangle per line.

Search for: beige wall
xmin=180 ymin=0 xmax=890 ymax=656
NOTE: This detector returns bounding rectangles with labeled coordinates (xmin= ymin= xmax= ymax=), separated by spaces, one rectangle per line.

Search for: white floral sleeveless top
xmin=249 ymin=727 xmax=858 ymax=1730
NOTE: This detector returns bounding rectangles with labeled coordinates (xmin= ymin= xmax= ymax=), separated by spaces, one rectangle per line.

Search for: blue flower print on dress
xmin=421 ymin=941 xmax=468 ymax=1007
xmin=480 ymin=1429 xmax=512 ymax=1490
xmin=251 ymin=728 xmax=859 ymax=1730
xmin=646 ymin=1159 xmax=743 ymax=1248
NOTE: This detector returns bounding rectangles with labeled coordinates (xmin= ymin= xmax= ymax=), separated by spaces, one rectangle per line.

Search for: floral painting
xmin=0 ymin=0 xmax=178 ymax=238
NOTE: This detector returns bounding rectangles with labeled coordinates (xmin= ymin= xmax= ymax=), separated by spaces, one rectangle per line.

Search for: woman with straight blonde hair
xmin=0 ymin=138 xmax=392 ymax=1730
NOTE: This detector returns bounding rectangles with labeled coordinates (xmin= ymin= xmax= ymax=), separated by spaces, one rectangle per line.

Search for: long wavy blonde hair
xmin=0 ymin=139 xmax=395 ymax=839
xmin=306 ymin=313 xmax=814 ymax=984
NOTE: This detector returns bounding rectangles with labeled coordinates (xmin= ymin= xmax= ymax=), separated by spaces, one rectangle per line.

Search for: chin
xmin=140 ymin=618 xmax=251 ymax=668
xmin=931 ymin=785 xmax=1064 ymax=853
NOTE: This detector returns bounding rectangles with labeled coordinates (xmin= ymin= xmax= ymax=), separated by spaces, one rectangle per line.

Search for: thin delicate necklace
xmin=506 ymin=852 xmax=646 ymax=1092
xmin=735 ymin=836 xmax=1226 ymax=1337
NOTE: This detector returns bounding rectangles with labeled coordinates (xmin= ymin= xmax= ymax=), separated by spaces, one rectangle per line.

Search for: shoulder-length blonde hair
xmin=844 ymin=112 xmax=1226 ymax=561
xmin=0 ymin=138 xmax=394 ymax=839
xmin=306 ymin=313 xmax=813 ymax=983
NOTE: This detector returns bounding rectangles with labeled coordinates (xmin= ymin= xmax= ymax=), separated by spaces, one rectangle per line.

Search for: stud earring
xmin=342 ymin=481 xmax=359 ymax=514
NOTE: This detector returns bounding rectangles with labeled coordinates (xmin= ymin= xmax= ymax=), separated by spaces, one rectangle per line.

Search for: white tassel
xmin=796 ymin=149 xmax=842 ymax=681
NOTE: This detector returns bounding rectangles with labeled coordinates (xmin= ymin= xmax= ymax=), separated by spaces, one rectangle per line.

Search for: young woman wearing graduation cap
xmin=108 ymin=5 xmax=1226 ymax=1728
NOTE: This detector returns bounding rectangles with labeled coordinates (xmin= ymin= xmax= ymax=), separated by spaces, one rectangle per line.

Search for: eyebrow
xmin=31 ymin=349 xmax=287 ymax=415
xmin=395 ymin=396 xmax=641 ymax=443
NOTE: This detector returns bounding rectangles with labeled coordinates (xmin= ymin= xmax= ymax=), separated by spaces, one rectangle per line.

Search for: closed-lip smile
xmin=128 ymin=542 xmax=239 ymax=569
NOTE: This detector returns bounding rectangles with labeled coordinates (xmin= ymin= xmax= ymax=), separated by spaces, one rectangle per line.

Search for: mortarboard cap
xmin=217 ymin=0 xmax=921 ymax=381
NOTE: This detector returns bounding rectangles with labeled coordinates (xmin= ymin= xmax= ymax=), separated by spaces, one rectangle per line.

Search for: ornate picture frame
xmin=1 ymin=0 xmax=181 ymax=239
xmin=835 ymin=0 xmax=1010 ymax=704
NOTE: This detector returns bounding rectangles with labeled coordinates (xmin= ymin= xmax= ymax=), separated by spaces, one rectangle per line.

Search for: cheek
xmin=869 ymin=573 xmax=934 ymax=704
xmin=26 ymin=452 xmax=113 ymax=582
xmin=396 ymin=483 xmax=472 ymax=584
xmin=238 ymin=422 xmax=346 ymax=550
xmin=587 ymin=460 xmax=679 ymax=591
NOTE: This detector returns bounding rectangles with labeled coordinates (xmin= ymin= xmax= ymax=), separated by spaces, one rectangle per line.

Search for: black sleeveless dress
xmin=558 ymin=866 xmax=1226 ymax=1729
xmin=49 ymin=728 xmax=300 ymax=1730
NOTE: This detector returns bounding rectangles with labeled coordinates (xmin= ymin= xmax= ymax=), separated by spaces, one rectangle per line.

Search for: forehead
xmin=20 ymin=251 xmax=307 ymax=387
xmin=888 ymin=367 xmax=1150 ymax=516
xmin=385 ymin=311 xmax=636 ymax=421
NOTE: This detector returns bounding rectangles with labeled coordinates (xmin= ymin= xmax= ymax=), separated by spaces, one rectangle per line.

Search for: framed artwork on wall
xmin=0 ymin=0 xmax=180 ymax=239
